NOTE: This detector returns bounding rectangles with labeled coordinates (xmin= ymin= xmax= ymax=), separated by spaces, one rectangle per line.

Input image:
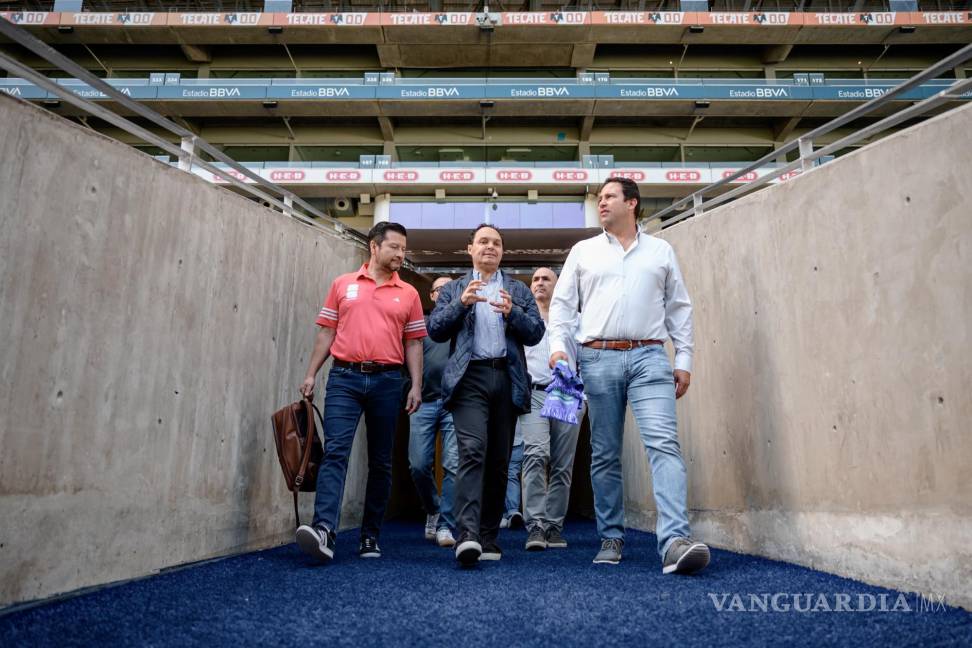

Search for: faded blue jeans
xmin=408 ymin=399 xmax=458 ymax=531
xmin=579 ymin=343 xmax=691 ymax=558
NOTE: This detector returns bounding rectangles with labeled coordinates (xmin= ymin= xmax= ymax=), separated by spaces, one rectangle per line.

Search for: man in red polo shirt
xmin=295 ymin=221 xmax=425 ymax=561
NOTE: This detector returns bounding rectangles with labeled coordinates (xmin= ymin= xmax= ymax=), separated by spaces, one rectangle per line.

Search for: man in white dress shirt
xmin=519 ymin=268 xmax=585 ymax=552
xmin=547 ymin=177 xmax=710 ymax=574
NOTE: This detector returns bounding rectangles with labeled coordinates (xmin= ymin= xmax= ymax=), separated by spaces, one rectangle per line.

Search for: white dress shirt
xmin=548 ymin=230 xmax=694 ymax=372
xmin=524 ymin=319 xmax=552 ymax=385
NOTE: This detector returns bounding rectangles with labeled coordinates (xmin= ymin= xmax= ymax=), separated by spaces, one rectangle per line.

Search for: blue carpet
xmin=1 ymin=520 xmax=969 ymax=647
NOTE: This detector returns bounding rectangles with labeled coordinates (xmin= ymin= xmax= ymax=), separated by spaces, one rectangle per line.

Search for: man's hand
xmin=490 ymin=288 xmax=512 ymax=316
xmin=674 ymin=369 xmax=691 ymax=399
xmin=549 ymin=351 xmax=568 ymax=369
xmin=300 ymin=376 xmax=315 ymax=400
xmin=405 ymin=384 xmax=422 ymax=414
xmin=460 ymin=280 xmax=488 ymax=306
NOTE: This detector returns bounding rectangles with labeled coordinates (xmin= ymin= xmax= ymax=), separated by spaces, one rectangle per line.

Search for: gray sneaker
xmin=593 ymin=538 xmax=623 ymax=565
xmin=525 ymin=525 xmax=547 ymax=551
xmin=424 ymin=513 xmax=439 ymax=541
xmin=545 ymin=527 xmax=568 ymax=548
xmin=662 ymin=538 xmax=710 ymax=575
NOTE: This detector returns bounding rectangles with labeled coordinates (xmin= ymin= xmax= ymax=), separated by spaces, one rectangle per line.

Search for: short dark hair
xmin=368 ymin=221 xmax=407 ymax=247
xmin=468 ymin=223 xmax=504 ymax=245
xmin=599 ymin=176 xmax=641 ymax=219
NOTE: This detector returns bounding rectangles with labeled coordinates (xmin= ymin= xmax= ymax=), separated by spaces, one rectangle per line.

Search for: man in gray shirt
xmin=520 ymin=267 xmax=585 ymax=552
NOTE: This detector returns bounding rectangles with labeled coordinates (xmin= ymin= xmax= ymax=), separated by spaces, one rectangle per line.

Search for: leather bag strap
xmin=291 ymin=399 xmax=325 ymax=529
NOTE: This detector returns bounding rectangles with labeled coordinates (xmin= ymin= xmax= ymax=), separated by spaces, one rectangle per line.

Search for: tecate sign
xmin=270 ymin=170 xmax=305 ymax=182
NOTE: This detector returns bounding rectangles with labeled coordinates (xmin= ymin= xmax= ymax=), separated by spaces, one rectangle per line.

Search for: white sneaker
xmin=500 ymin=516 xmax=510 ymax=529
xmin=435 ymin=528 xmax=455 ymax=547
xmin=424 ymin=513 xmax=439 ymax=540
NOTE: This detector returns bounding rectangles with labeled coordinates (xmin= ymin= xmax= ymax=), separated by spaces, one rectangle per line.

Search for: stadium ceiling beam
xmin=570 ymin=44 xmax=596 ymax=70
xmin=761 ymin=44 xmax=794 ymax=65
xmin=180 ymin=44 xmax=212 ymax=64
xmin=378 ymin=116 xmax=395 ymax=141
xmin=171 ymin=116 xmax=199 ymax=136
xmin=580 ymin=115 xmax=595 ymax=141
xmin=376 ymin=45 xmax=402 ymax=69
xmin=774 ymin=116 xmax=802 ymax=142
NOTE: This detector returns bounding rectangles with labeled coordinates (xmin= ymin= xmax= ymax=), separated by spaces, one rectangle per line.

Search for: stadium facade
xmin=1 ymin=1 xmax=970 ymax=270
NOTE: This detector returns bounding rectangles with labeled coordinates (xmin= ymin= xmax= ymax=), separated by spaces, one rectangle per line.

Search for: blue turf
xmin=1 ymin=520 xmax=969 ymax=647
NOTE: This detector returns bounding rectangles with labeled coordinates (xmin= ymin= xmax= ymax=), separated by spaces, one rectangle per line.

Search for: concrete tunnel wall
xmin=0 ymin=94 xmax=372 ymax=607
xmin=1 ymin=91 xmax=970 ymax=610
xmin=623 ymin=102 xmax=972 ymax=609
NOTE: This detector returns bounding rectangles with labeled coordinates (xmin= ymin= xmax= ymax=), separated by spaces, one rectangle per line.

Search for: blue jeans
xmin=408 ymin=399 xmax=458 ymax=531
xmin=504 ymin=440 xmax=524 ymax=516
xmin=579 ymin=344 xmax=691 ymax=558
xmin=312 ymin=365 xmax=403 ymax=540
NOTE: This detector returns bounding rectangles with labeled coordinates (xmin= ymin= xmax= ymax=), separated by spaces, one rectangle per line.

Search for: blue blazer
xmin=428 ymin=270 xmax=545 ymax=415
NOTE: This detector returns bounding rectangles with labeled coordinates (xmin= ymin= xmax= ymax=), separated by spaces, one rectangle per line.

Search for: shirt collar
xmin=472 ymin=268 xmax=503 ymax=284
xmin=602 ymin=227 xmax=644 ymax=247
xmin=356 ymin=263 xmax=402 ymax=287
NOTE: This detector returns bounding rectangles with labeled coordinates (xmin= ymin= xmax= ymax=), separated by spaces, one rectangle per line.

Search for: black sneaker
xmin=507 ymin=511 xmax=524 ymax=529
xmin=296 ymin=524 xmax=335 ymax=562
xmin=359 ymin=536 xmax=382 ymax=558
xmin=479 ymin=540 xmax=502 ymax=561
xmin=455 ymin=532 xmax=482 ymax=566
xmin=545 ymin=526 xmax=568 ymax=549
xmin=525 ymin=525 xmax=547 ymax=551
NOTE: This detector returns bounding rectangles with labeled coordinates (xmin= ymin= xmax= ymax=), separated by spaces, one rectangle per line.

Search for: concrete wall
xmin=0 ymin=94 xmax=370 ymax=607
xmin=622 ymin=103 xmax=972 ymax=609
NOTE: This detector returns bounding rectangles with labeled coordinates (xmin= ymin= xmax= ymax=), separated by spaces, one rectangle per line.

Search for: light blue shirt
xmin=471 ymin=269 xmax=507 ymax=360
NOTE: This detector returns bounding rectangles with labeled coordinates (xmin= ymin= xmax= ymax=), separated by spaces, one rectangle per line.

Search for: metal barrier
xmin=0 ymin=14 xmax=372 ymax=253
xmin=649 ymin=43 xmax=972 ymax=229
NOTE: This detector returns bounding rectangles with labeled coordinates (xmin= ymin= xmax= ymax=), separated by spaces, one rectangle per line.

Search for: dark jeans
xmin=450 ymin=362 xmax=517 ymax=543
xmin=312 ymin=364 xmax=403 ymax=539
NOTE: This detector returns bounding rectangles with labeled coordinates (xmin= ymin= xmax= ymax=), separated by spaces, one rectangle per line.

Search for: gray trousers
xmin=519 ymin=389 xmax=584 ymax=531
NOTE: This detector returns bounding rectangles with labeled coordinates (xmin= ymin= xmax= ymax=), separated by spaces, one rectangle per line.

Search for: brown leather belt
xmin=334 ymin=359 xmax=402 ymax=373
xmin=582 ymin=339 xmax=663 ymax=351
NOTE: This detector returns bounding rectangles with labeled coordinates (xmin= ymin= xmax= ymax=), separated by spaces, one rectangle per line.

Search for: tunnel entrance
xmin=387 ymin=409 xmax=595 ymax=528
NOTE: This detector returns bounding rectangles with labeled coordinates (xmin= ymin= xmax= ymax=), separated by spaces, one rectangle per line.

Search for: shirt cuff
xmin=548 ymin=338 xmax=576 ymax=368
xmin=674 ymin=351 xmax=693 ymax=373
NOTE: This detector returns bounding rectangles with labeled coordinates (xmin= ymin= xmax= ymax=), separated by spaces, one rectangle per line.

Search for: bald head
xmin=430 ymin=276 xmax=451 ymax=303
xmin=531 ymin=267 xmax=557 ymax=306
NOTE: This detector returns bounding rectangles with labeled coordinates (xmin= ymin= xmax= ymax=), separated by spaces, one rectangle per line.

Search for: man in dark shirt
xmin=408 ymin=277 xmax=459 ymax=547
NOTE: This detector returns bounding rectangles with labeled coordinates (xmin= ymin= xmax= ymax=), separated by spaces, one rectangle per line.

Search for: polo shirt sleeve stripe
xmin=315 ymin=280 xmax=341 ymax=328
xmin=403 ymin=293 xmax=427 ymax=340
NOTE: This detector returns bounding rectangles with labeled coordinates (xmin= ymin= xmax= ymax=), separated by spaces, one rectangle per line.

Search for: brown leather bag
xmin=270 ymin=398 xmax=324 ymax=528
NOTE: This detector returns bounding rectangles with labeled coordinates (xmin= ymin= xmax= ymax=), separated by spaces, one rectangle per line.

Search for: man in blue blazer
xmin=428 ymin=223 xmax=545 ymax=566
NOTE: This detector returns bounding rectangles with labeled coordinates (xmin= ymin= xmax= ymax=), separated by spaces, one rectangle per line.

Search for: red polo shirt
xmin=316 ymin=264 xmax=426 ymax=365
